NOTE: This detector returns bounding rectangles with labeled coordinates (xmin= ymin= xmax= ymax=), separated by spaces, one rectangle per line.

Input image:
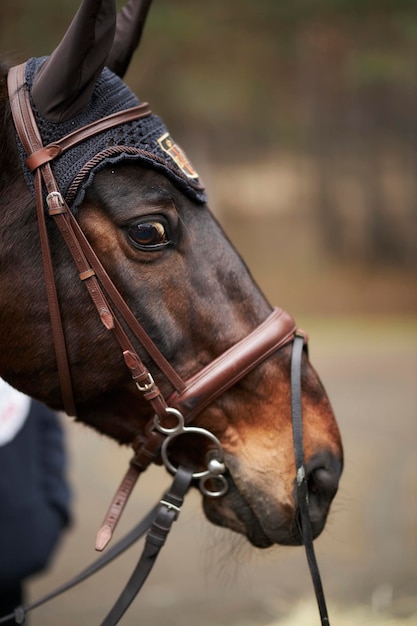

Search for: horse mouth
xmin=201 ymin=473 xmax=305 ymax=549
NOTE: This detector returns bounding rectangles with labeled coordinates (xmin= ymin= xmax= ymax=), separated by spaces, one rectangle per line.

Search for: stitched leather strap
xmin=170 ymin=307 xmax=296 ymax=422
xmin=8 ymin=63 xmax=77 ymax=416
xmin=7 ymin=62 xmax=186 ymax=417
xmin=64 ymin=207 xmax=186 ymax=393
xmin=25 ymin=103 xmax=152 ymax=171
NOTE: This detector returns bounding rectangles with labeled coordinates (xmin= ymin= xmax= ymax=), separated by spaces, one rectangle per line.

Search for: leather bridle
xmin=2 ymin=62 xmax=330 ymax=625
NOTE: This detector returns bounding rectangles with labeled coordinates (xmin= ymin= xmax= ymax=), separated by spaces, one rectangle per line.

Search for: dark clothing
xmin=0 ymin=399 xmax=71 ymax=620
xmin=0 ymin=585 xmax=21 ymax=624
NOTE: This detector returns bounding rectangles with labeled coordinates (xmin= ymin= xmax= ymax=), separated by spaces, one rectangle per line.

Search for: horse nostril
xmin=295 ymin=452 xmax=342 ymax=540
xmin=305 ymin=452 xmax=342 ymax=509
xmin=308 ymin=466 xmax=339 ymax=501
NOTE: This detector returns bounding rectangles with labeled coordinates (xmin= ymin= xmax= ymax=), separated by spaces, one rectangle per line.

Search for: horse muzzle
xmin=203 ymin=446 xmax=342 ymax=548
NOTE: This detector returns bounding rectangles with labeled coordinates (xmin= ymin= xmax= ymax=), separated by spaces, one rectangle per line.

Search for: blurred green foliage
xmin=1 ymin=0 xmax=415 ymax=144
xmin=1 ymin=0 xmax=416 ymax=268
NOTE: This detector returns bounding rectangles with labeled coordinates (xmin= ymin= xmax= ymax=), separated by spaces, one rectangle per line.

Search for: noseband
xmin=3 ymin=63 xmax=330 ymax=625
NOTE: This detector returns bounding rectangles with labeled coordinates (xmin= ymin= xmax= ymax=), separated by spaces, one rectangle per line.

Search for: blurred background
xmin=1 ymin=0 xmax=416 ymax=624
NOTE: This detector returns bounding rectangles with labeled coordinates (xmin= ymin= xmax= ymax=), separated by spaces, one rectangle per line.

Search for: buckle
xmin=135 ymin=372 xmax=155 ymax=392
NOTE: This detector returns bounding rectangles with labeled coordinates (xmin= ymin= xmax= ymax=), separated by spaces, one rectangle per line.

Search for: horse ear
xmin=106 ymin=0 xmax=153 ymax=78
xmin=31 ymin=0 xmax=116 ymax=123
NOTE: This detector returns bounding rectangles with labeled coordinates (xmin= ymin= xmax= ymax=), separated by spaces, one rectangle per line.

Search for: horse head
xmin=0 ymin=0 xmax=342 ymax=550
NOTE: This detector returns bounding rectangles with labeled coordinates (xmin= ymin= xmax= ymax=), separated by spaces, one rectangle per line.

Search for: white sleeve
xmin=0 ymin=378 xmax=31 ymax=446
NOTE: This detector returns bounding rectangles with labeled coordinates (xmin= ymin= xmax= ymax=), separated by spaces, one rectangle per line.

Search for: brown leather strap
xmin=8 ymin=63 xmax=77 ymax=416
xmin=95 ymin=464 xmax=141 ymax=552
xmin=131 ymin=308 xmax=296 ymax=466
xmin=8 ymin=62 xmax=186 ymax=419
xmin=170 ymin=307 xmax=297 ymax=421
xmin=47 ymin=200 xmax=182 ymax=398
xmin=64 ymin=208 xmax=187 ymax=393
xmin=25 ymin=104 xmax=152 ymax=172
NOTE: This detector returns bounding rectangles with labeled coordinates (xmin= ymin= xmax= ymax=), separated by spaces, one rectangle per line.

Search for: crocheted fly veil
xmin=16 ymin=0 xmax=207 ymax=213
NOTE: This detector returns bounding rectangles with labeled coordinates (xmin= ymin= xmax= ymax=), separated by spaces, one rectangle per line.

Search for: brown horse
xmin=0 ymin=0 xmax=342 ymax=552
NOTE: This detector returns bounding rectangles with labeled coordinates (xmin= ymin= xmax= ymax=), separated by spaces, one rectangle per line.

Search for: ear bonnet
xmin=14 ymin=0 xmax=207 ymax=212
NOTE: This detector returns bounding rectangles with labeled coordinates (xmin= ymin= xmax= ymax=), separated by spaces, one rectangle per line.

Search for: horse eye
xmin=128 ymin=220 xmax=169 ymax=249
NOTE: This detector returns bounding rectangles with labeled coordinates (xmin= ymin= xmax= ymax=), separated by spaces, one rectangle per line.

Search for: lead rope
xmin=291 ymin=333 xmax=330 ymax=625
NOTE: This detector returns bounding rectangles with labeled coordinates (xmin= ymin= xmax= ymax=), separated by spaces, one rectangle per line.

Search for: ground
xmin=26 ymin=318 xmax=417 ymax=625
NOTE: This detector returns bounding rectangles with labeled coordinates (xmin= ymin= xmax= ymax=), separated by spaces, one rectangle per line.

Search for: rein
xmin=2 ymin=61 xmax=331 ymax=625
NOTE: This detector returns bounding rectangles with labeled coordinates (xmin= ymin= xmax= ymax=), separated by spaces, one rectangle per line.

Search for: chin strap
xmin=291 ymin=332 xmax=330 ymax=625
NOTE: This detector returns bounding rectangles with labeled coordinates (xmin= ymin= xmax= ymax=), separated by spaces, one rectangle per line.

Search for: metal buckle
xmin=46 ymin=191 xmax=64 ymax=207
xmin=159 ymin=499 xmax=181 ymax=520
xmin=135 ymin=372 xmax=155 ymax=393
